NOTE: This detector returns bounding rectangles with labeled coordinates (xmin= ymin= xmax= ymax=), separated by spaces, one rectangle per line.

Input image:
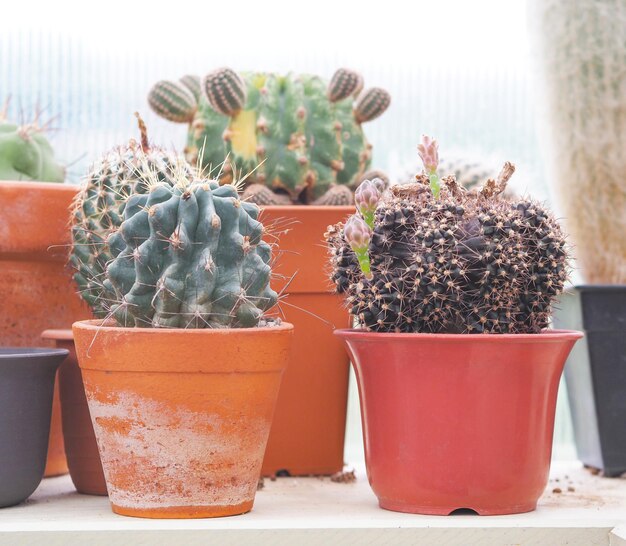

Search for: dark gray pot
xmin=0 ymin=348 xmax=68 ymax=507
xmin=553 ymin=286 xmax=626 ymax=477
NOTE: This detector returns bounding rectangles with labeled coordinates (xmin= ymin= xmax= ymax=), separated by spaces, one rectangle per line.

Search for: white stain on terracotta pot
xmin=86 ymin=390 xmax=267 ymax=510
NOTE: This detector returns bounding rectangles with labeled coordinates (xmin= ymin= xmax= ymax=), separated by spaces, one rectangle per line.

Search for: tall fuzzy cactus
xmin=148 ymin=68 xmax=390 ymax=206
xmin=0 ymin=100 xmax=65 ymax=182
xmin=327 ymin=137 xmax=569 ymax=334
xmin=531 ymin=0 xmax=626 ymax=284
xmin=71 ymin=130 xmax=277 ymax=328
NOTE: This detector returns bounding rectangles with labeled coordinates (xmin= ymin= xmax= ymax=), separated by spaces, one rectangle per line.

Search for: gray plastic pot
xmin=0 ymin=348 xmax=68 ymax=507
xmin=553 ymin=286 xmax=626 ymax=477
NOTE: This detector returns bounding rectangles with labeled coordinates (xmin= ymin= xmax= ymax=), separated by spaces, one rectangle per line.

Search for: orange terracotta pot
xmin=259 ymin=206 xmax=353 ymax=476
xmin=72 ymin=320 xmax=293 ymax=519
xmin=41 ymin=330 xmax=107 ymax=495
xmin=0 ymin=181 xmax=91 ymax=477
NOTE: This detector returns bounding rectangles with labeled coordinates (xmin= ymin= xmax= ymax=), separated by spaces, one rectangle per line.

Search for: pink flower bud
xmin=344 ymin=214 xmax=372 ymax=250
xmin=355 ymin=179 xmax=380 ymax=226
xmin=417 ymin=135 xmax=439 ymax=174
xmin=370 ymin=177 xmax=387 ymax=194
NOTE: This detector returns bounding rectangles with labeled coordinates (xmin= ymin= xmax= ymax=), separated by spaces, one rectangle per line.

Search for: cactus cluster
xmin=327 ymin=136 xmax=568 ymax=334
xmin=0 ymin=100 xmax=65 ymax=182
xmin=70 ymin=118 xmax=277 ymax=328
xmin=70 ymin=116 xmax=193 ymax=317
xmin=148 ymin=68 xmax=390 ymax=206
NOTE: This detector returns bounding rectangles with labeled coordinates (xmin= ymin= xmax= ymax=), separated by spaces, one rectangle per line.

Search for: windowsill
xmin=0 ymin=462 xmax=625 ymax=545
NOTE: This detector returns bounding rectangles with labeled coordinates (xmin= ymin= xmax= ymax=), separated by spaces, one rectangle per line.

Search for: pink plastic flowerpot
xmin=336 ymin=329 xmax=583 ymax=515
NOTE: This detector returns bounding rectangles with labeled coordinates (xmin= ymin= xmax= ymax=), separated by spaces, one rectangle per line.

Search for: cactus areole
xmin=148 ymin=68 xmax=390 ymax=206
xmin=327 ymin=136 xmax=569 ymax=334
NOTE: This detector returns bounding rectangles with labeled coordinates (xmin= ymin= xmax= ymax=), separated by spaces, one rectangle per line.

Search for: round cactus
xmin=70 ymin=116 xmax=193 ymax=317
xmin=328 ymin=68 xmax=364 ymax=102
xmin=354 ymin=88 xmax=391 ymax=123
xmin=148 ymin=80 xmax=198 ymax=123
xmin=202 ymin=68 xmax=247 ymax=116
xmin=0 ymin=103 xmax=65 ymax=182
xmin=103 ymin=180 xmax=277 ymax=328
xmin=327 ymin=137 xmax=569 ymax=334
xmin=148 ymin=68 xmax=390 ymax=205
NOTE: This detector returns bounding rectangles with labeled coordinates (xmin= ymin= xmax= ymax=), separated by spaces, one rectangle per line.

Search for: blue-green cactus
xmin=103 ymin=180 xmax=277 ymax=328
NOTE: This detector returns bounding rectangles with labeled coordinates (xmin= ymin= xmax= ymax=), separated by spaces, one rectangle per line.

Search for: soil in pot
xmin=0 ymin=348 xmax=68 ymax=507
xmin=41 ymin=330 xmax=107 ymax=495
xmin=336 ymin=329 xmax=582 ymax=515
xmin=73 ymin=320 xmax=293 ymax=518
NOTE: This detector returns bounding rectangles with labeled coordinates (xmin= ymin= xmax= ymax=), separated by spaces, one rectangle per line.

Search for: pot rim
xmin=73 ymin=319 xmax=294 ymax=335
xmin=41 ymin=329 xmax=74 ymax=341
xmin=0 ymin=180 xmax=79 ymax=192
xmin=259 ymin=205 xmax=354 ymax=213
xmin=0 ymin=347 xmax=69 ymax=359
xmin=334 ymin=328 xmax=583 ymax=343
xmin=567 ymin=284 xmax=626 ymax=292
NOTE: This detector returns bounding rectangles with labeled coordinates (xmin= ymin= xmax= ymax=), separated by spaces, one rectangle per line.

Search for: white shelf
xmin=0 ymin=462 xmax=625 ymax=545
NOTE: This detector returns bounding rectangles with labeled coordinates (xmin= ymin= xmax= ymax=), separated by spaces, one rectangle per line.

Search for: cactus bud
xmin=418 ymin=135 xmax=441 ymax=198
xmin=344 ymin=215 xmax=373 ymax=280
xmin=355 ymin=179 xmax=380 ymax=228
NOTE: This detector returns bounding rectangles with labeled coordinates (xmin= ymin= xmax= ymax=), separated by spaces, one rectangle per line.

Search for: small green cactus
xmin=0 ymin=101 xmax=65 ymax=182
xmin=148 ymin=68 xmax=390 ymax=205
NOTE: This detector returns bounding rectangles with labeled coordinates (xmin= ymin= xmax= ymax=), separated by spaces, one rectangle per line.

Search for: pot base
xmin=379 ymin=500 xmax=537 ymax=516
xmin=111 ymin=501 xmax=253 ymax=519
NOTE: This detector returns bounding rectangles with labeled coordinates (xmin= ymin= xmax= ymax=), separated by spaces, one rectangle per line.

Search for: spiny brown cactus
xmin=326 ymin=137 xmax=569 ymax=334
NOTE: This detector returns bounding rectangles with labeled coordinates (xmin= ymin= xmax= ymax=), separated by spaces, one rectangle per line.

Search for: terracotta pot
xmin=0 ymin=348 xmax=68 ymax=507
xmin=41 ymin=330 xmax=107 ymax=495
xmin=336 ymin=328 xmax=583 ymax=515
xmin=73 ymin=320 xmax=293 ymax=518
xmin=259 ymin=206 xmax=352 ymax=476
xmin=0 ymin=181 xmax=91 ymax=477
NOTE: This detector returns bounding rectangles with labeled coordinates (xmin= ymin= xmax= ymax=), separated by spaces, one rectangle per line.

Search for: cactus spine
xmin=532 ymin=0 xmax=626 ymax=284
xmin=148 ymin=68 xmax=390 ymax=205
xmin=0 ymin=101 xmax=65 ymax=182
xmin=327 ymin=137 xmax=569 ymax=334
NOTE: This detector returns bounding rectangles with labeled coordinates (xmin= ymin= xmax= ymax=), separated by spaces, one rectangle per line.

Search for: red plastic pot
xmin=335 ymin=329 xmax=583 ymax=515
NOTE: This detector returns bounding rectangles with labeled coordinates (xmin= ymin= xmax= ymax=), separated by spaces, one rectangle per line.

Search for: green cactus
xmin=148 ymin=68 xmax=390 ymax=205
xmin=103 ymin=180 xmax=277 ymax=328
xmin=70 ymin=115 xmax=193 ymax=317
xmin=0 ymin=102 xmax=65 ymax=182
